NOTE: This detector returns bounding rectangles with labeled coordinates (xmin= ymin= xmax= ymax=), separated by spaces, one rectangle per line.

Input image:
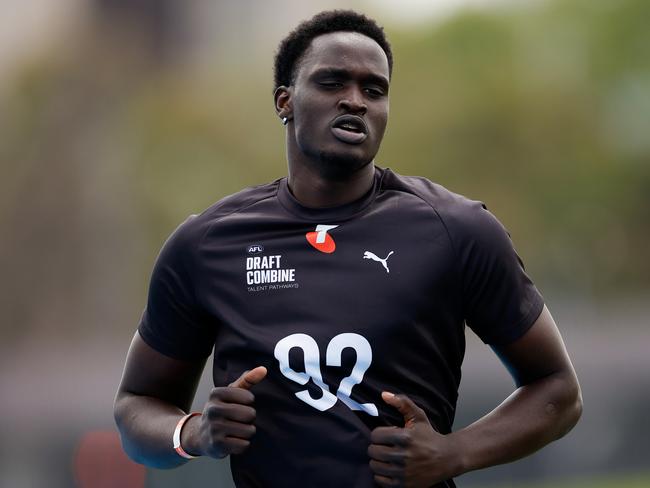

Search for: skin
xmin=368 ymin=305 xmax=582 ymax=487
xmin=114 ymin=30 xmax=582 ymax=484
xmin=274 ymin=31 xmax=390 ymax=207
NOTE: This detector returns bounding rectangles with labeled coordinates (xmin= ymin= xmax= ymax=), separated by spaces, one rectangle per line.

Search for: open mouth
xmin=331 ymin=115 xmax=368 ymax=144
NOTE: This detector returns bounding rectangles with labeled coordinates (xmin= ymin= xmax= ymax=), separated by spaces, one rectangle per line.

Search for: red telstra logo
xmin=306 ymin=224 xmax=339 ymax=253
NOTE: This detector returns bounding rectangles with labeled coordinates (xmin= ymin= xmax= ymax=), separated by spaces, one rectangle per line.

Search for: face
xmin=277 ymin=31 xmax=390 ymax=179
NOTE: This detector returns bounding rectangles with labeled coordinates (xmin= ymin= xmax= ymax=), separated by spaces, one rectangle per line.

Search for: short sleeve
xmin=138 ymin=216 xmax=216 ymax=360
xmin=455 ymin=202 xmax=544 ymax=345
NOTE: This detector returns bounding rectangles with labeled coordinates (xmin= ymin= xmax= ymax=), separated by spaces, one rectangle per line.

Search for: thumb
xmin=229 ymin=366 xmax=268 ymax=390
xmin=382 ymin=391 xmax=428 ymax=427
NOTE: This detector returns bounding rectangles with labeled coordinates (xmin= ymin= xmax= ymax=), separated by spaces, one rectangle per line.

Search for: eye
xmin=319 ymin=81 xmax=343 ymax=89
xmin=364 ymin=87 xmax=385 ymax=98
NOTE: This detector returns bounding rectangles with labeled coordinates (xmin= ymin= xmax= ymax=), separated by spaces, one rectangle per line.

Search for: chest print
xmin=363 ymin=250 xmax=395 ymax=273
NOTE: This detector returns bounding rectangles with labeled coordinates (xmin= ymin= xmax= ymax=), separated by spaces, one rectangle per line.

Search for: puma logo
xmin=363 ymin=251 xmax=394 ymax=274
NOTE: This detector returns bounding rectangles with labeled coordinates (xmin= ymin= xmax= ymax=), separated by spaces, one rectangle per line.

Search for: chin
xmin=313 ymin=149 xmax=374 ymax=181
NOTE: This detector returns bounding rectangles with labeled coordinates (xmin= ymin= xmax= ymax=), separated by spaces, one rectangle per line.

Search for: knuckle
xmin=209 ymin=423 xmax=224 ymax=437
xmin=235 ymin=406 xmax=255 ymax=423
xmin=230 ymin=389 xmax=254 ymax=405
xmin=391 ymin=452 xmax=406 ymax=465
xmin=240 ymin=390 xmax=255 ymax=404
xmin=374 ymin=475 xmax=399 ymax=487
xmin=246 ymin=407 xmax=257 ymax=422
xmin=370 ymin=429 xmax=384 ymax=443
xmin=370 ymin=430 xmax=379 ymax=443
xmin=388 ymin=465 xmax=404 ymax=478
xmin=237 ymin=425 xmax=253 ymax=438
xmin=370 ymin=427 xmax=390 ymax=443
xmin=230 ymin=440 xmax=250 ymax=455
xmin=205 ymin=405 xmax=222 ymax=420
xmin=226 ymin=403 xmax=246 ymax=417
xmin=373 ymin=475 xmax=387 ymax=487
xmin=209 ymin=387 xmax=226 ymax=399
xmin=400 ymin=432 xmax=412 ymax=446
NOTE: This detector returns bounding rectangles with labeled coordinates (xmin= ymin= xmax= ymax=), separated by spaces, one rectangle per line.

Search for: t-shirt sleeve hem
xmin=481 ymin=293 xmax=545 ymax=346
xmin=138 ymin=321 xmax=213 ymax=362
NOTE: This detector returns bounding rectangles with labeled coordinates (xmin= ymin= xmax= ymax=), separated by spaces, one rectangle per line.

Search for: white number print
xmin=273 ymin=333 xmax=378 ymax=416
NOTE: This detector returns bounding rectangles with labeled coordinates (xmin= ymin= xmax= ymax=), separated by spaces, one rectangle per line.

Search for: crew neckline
xmin=277 ymin=166 xmax=386 ymax=222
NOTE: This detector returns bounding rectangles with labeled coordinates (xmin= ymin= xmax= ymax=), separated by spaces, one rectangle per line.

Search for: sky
xmin=0 ymin=0 xmax=542 ymax=83
xmin=365 ymin=0 xmax=538 ymax=24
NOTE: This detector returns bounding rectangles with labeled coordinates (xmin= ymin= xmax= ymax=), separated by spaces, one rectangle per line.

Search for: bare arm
xmin=114 ymin=331 xmax=267 ymax=469
xmin=451 ymin=304 xmax=583 ymax=473
xmin=368 ymin=305 xmax=583 ymax=486
xmin=114 ymin=332 xmax=207 ymax=468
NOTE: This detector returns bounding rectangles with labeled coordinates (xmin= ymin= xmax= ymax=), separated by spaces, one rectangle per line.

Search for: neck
xmin=287 ymin=160 xmax=375 ymax=208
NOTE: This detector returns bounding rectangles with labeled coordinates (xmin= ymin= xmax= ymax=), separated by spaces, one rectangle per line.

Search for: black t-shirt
xmin=138 ymin=167 xmax=544 ymax=488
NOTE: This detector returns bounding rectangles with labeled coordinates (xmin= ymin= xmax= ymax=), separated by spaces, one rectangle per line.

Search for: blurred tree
xmin=381 ymin=0 xmax=650 ymax=296
xmin=93 ymin=0 xmax=180 ymax=64
xmin=1 ymin=0 xmax=649 ymax=343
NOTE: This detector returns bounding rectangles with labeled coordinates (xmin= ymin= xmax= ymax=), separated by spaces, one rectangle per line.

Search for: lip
xmin=330 ymin=115 xmax=368 ymax=145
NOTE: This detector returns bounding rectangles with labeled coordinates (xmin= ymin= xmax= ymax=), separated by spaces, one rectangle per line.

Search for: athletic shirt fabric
xmin=138 ymin=166 xmax=544 ymax=488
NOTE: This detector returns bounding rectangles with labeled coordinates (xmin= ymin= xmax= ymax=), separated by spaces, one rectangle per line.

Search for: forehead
xmin=296 ymin=31 xmax=390 ymax=81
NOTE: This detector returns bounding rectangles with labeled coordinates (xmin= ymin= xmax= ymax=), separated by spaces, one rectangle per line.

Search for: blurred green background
xmin=1 ymin=0 xmax=648 ymax=486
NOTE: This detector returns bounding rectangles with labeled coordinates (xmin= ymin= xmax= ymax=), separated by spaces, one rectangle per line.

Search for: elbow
xmin=113 ymin=393 xmax=140 ymax=464
xmin=112 ymin=391 xmax=186 ymax=469
xmin=564 ymin=382 xmax=583 ymax=435
xmin=552 ymin=372 xmax=583 ymax=440
xmin=113 ymin=392 xmax=153 ymax=467
xmin=119 ymin=436 xmax=146 ymax=467
xmin=113 ymin=391 xmax=131 ymax=440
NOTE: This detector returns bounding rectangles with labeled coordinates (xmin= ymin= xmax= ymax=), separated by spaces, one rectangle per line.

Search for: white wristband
xmin=173 ymin=412 xmax=201 ymax=459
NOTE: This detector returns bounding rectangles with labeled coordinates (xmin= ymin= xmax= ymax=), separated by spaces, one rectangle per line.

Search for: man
xmin=114 ymin=10 xmax=582 ymax=488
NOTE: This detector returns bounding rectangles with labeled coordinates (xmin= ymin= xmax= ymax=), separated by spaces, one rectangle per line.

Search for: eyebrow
xmin=311 ymin=67 xmax=390 ymax=90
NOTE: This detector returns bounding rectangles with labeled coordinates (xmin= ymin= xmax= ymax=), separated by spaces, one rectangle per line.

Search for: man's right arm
xmin=114 ymin=331 xmax=207 ymax=468
xmin=114 ymin=331 xmax=266 ymax=468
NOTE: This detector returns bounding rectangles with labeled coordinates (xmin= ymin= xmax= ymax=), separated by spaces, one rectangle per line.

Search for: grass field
xmin=501 ymin=473 xmax=650 ymax=488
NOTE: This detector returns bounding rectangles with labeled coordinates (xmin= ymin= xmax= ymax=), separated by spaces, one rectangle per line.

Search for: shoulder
xmin=379 ymin=167 xmax=499 ymax=241
xmin=198 ymin=179 xmax=281 ymax=222
xmin=160 ymin=179 xmax=282 ymax=259
xmin=190 ymin=179 xmax=281 ymax=230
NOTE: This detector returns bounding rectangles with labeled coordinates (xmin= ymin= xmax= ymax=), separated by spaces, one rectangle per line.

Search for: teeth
xmin=340 ymin=124 xmax=359 ymax=131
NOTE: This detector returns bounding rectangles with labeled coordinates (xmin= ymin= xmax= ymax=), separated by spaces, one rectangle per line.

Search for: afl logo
xmin=247 ymin=244 xmax=265 ymax=254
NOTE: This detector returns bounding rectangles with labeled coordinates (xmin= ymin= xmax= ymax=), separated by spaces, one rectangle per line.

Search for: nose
xmin=337 ymin=88 xmax=367 ymax=115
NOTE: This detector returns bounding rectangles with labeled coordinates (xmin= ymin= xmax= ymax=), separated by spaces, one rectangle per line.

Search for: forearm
xmin=450 ymin=370 xmax=582 ymax=476
xmin=114 ymin=392 xmax=190 ymax=469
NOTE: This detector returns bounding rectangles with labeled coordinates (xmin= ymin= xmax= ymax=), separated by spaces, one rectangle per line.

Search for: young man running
xmin=115 ymin=10 xmax=582 ymax=487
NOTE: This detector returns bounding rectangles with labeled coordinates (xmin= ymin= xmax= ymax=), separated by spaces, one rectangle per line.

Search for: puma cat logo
xmin=363 ymin=251 xmax=394 ymax=274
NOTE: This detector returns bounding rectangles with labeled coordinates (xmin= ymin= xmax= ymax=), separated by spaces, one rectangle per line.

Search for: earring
xmin=282 ymin=117 xmax=288 ymax=125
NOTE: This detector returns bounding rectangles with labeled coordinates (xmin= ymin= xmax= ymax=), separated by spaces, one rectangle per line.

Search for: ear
xmin=274 ymin=86 xmax=292 ymax=121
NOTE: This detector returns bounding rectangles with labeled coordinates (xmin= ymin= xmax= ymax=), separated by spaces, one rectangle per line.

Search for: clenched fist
xmin=368 ymin=391 xmax=461 ymax=487
xmin=183 ymin=366 xmax=267 ymax=459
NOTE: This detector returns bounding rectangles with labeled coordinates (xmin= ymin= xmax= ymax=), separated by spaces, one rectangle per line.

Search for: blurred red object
xmin=73 ymin=430 xmax=145 ymax=488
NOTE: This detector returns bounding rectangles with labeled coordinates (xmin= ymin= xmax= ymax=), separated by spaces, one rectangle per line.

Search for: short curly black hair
xmin=273 ymin=10 xmax=393 ymax=91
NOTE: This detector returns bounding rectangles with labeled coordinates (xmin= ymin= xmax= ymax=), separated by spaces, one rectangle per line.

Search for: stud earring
xmin=282 ymin=117 xmax=288 ymax=125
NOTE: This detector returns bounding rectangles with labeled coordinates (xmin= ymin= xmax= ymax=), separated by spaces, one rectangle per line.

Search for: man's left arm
xmin=369 ymin=305 xmax=582 ymax=487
